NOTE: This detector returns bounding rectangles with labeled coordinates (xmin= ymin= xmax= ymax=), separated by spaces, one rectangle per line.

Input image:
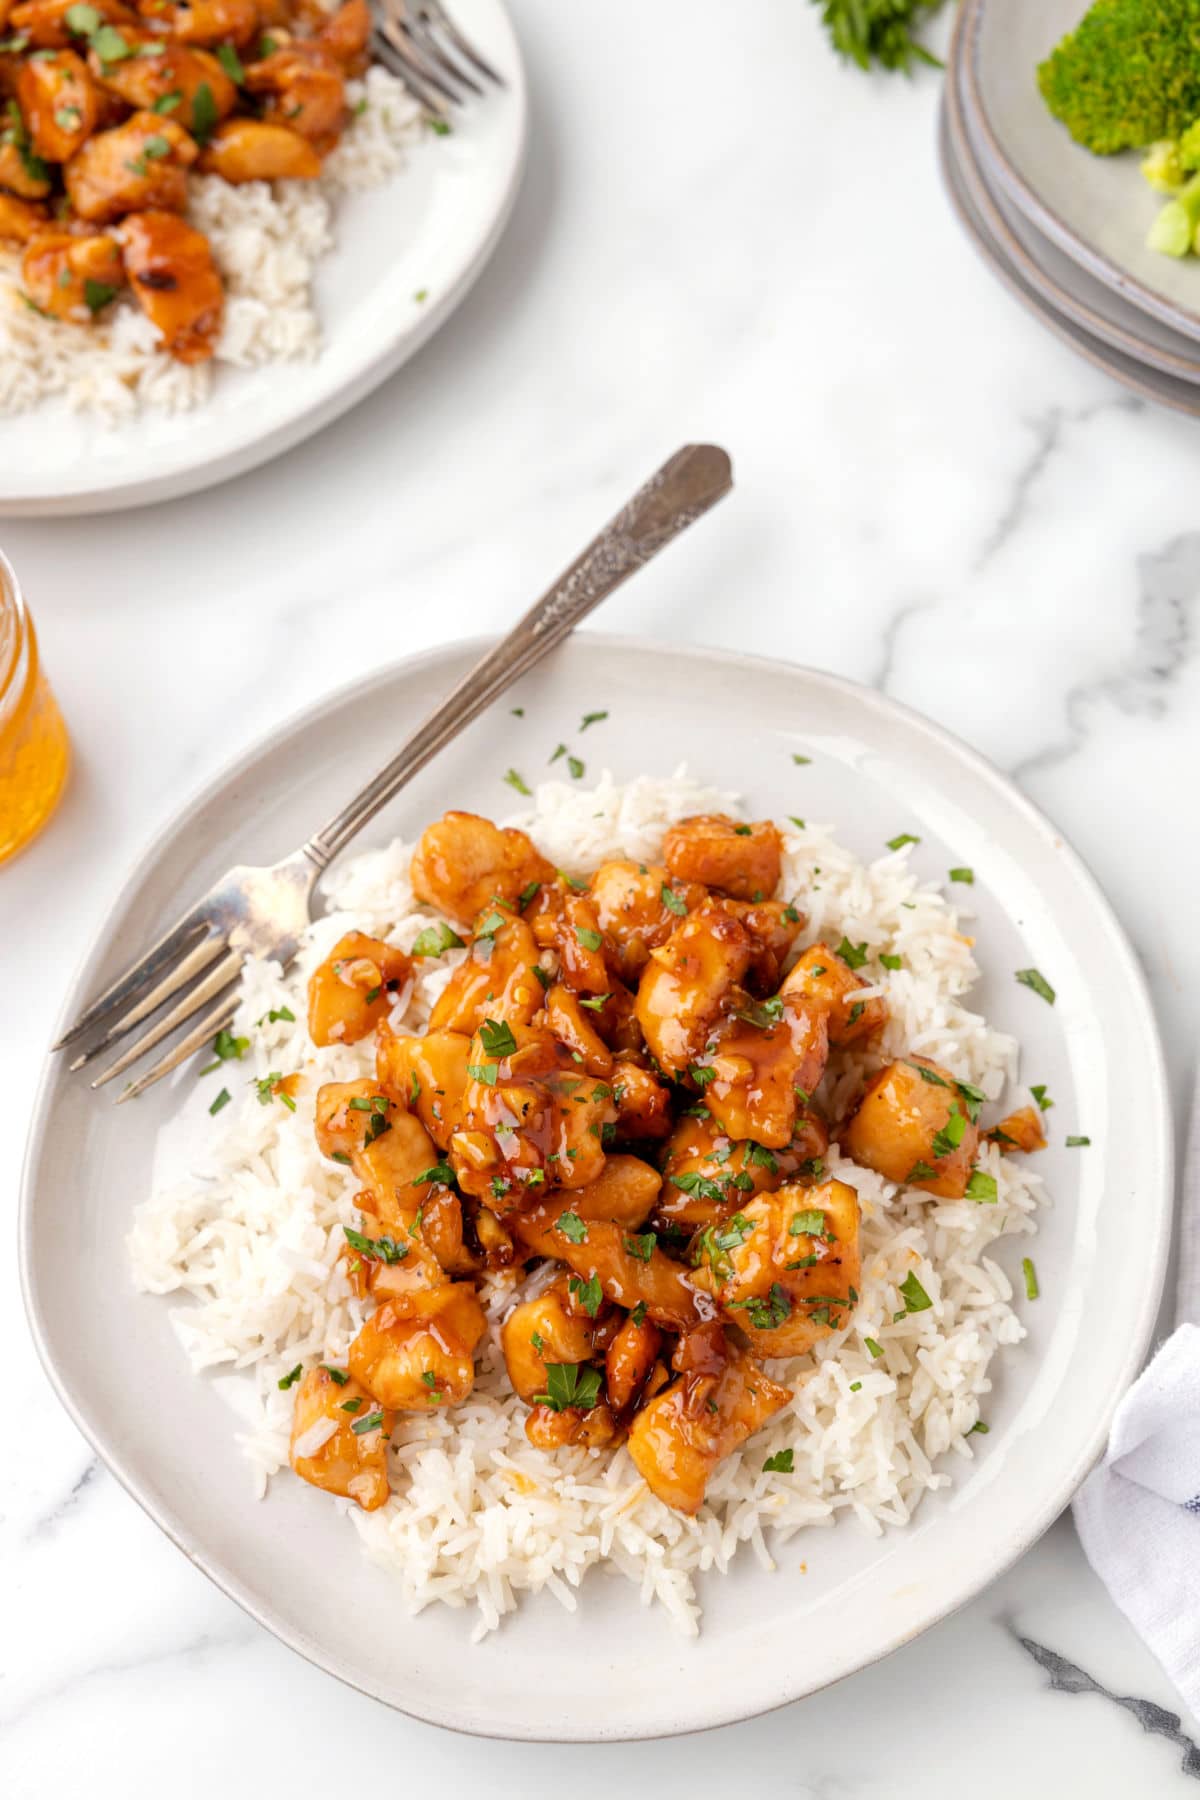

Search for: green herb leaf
xmin=735 ymin=995 xmax=784 ymax=1030
xmin=344 ymin=1225 xmax=407 ymax=1264
xmin=1016 ymin=967 xmax=1055 ymax=1005
xmin=1022 ymin=1257 xmax=1039 ymax=1300
xmin=579 ymin=710 xmax=607 ymax=730
xmin=1066 ymin=1135 xmax=1091 ymax=1147
xmin=791 ymin=753 xmax=811 ymax=765
xmin=931 ymin=1108 xmax=967 ymax=1159
xmin=575 ymin=926 xmax=602 ymax=951
xmin=630 ymin=1301 xmax=647 ymax=1327
xmin=789 ymin=1208 xmax=827 ymax=1237
xmin=568 ymin=1273 xmax=603 ymax=1317
xmin=788 ymin=817 xmax=806 ymax=830
xmin=660 ymin=882 xmax=687 ymax=917
xmin=864 ymin=1337 xmax=883 ymax=1359
xmin=623 ymin=1231 xmax=656 ymax=1261
xmin=340 ymin=1396 xmax=363 ymax=1413
xmin=879 ymin=952 xmax=902 ymax=970
xmin=566 ymin=755 xmax=585 ymax=780
xmin=835 ymin=936 xmax=868 ymax=970
xmin=887 ymin=832 xmax=920 ymax=851
xmin=216 ymin=39 xmax=244 ymax=79
xmin=277 ymin=1363 xmax=302 ymax=1389
xmin=1030 ymin=1084 xmax=1053 ymax=1111
xmin=906 ymin=1160 xmax=937 ymax=1183
xmin=949 ymin=867 xmax=974 ymax=884
xmin=153 ymin=89 xmax=183 ymax=113
xmin=65 ymin=2 xmax=100 ymax=30
xmin=535 ymin=1362 xmax=602 ymax=1412
xmin=955 ymin=1079 xmax=986 ymax=1124
xmin=190 ymin=79 xmax=218 ymax=142
xmin=351 ymin=1409 xmax=385 ymax=1435
xmin=503 ymin=767 xmax=532 ymax=797
xmin=209 ymin=1086 xmax=231 ymax=1116
xmin=90 ymin=23 xmax=132 ymax=62
xmin=412 ymin=920 xmax=464 ymax=957
xmin=898 ymin=1270 xmax=932 ymax=1313
xmin=965 ymin=1169 xmax=998 ymax=1202
xmin=199 ymin=1026 xmax=249 ymax=1074
xmin=729 ymin=1281 xmax=792 ymax=1330
xmin=763 ymin=1448 xmax=794 ymax=1472
xmin=479 ymin=1017 xmax=517 ymax=1058
xmin=466 ymin=1061 xmax=499 ymax=1086
xmin=320 ymin=1365 xmax=349 ymax=1385
xmin=970 ymin=1420 xmax=989 ymax=1435
xmin=556 ymin=1210 xmax=587 ymax=1244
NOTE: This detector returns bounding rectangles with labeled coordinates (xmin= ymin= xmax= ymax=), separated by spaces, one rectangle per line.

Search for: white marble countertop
xmin=3 ymin=1 xmax=1200 ymax=1791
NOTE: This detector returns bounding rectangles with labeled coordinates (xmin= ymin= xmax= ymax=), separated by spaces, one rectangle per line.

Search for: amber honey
xmin=0 ymin=550 xmax=69 ymax=866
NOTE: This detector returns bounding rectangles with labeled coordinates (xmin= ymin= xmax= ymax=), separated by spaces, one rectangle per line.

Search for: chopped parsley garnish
xmin=466 ymin=1061 xmax=499 ymax=1086
xmin=351 ymin=1410 xmax=385 ymax=1435
xmin=479 ymin=1017 xmax=517 ymax=1058
xmin=567 ymin=756 xmax=584 ymax=780
xmin=1022 ymin=1257 xmax=1039 ymax=1300
xmin=1016 ymin=967 xmax=1055 ymax=1005
xmin=277 ymin=1363 xmax=302 ymax=1390
xmin=969 ymin=1421 xmax=989 ymax=1435
xmin=348 ymin=1094 xmax=388 ymax=1114
xmin=712 ymin=1214 xmax=754 ymax=1253
xmin=955 ymin=1079 xmax=986 ymax=1123
xmin=835 ymin=936 xmax=868 ymax=970
xmin=517 ymin=879 xmax=540 ymax=909
xmin=209 ymin=1087 xmax=231 ymax=1116
xmin=733 ymin=824 xmax=752 ymax=836
xmin=788 ymin=817 xmax=805 ymax=830
xmin=535 ymin=1362 xmax=602 ymax=1412
xmin=864 ymin=1337 xmax=883 ymax=1358
xmin=789 ymin=1208 xmax=826 ymax=1237
xmin=549 ymin=743 xmax=567 ymax=763
xmin=763 ymin=1448 xmax=794 ymax=1472
xmin=1030 ymin=1084 xmax=1053 ymax=1111
xmin=65 ymin=2 xmax=100 ymax=29
xmin=190 ymin=79 xmax=218 ymax=142
xmin=931 ymin=1108 xmax=967 ymax=1160
xmin=886 ymin=833 xmax=920 ymax=851
xmin=340 ymin=1396 xmax=363 ymax=1413
xmin=575 ymin=926 xmax=603 ymax=951
xmin=730 ymin=1282 xmax=791 ymax=1330
xmin=660 ymin=882 xmax=688 ymax=917
xmin=556 ymin=1211 xmax=587 ymax=1244
xmin=475 ymin=909 xmax=507 ymax=939
xmin=411 ymin=1161 xmax=455 ymax=1187
xmin=91 ymin=23 xmax=132 ymax=61
xmin=344 ymin=1225 xmax=407 ymax=1264
xmin=579 ymin=710 xmax=608 ymax=730
xmin=510 ymin=706 xmax=524 ymax=717
xmin=965 ymin=1170 xmax=998 ymax=1202
xmin=412 ymin=921 xmax=464 ymax=957
xmin=630 ymin=1302 xmax=647 ymax=1328
xmin=782 ymin=903 xmax=801 ymax=923
xmin=331 ymin=1150 xmax=351 ymax=1165
xmin=735 ymin=996 xmax=784 ymax=1030
xmin=429 ymin=116 xmax=452 ymax=134
xmin=503 ymin=768 xmax=532 ymax=797
xmin=258 ymin=1004 xmax=296 ymax=1025
xmin=898 ymin=1271 xmax=932 ymax=1313
xmin=579 ymin=993 xmax=609 ymax=1011
xmin=746 ymin=1143 xmax=777 ymax=1171
xmin=949 ymin=867 xmax=974 ymax=884
xmin=879 ymin=952 xmax=902 ymax=971
xmin=906 ymin=1160 xmax=937 ymax=1183
xmin=1066 ymin=1135 xmax=1091 ymax=1147
xmin=907 ymin=1061 xmax=949 ymax=1088
xmin=623 ymin=1232 xmax=656 ymax=1261
xmin=791 ymin=753 xmax=811 ymax=765
xmin=200 ymin=1027 xmax=249 ymax=1074
xmin=254 ymin=1071 xmax=295 ymax=1109
xmin=673 ymin=1170 xmax=728 ymax=1205
xmin=568 ymin=1273 xmax=603 ymax=1317
xmin=530 ymin=963 xmax=551 ymax=990
xmin=690 ymin=1063 xmax=716 ymax=1087
xmin=530 ymin=1330 xmax=544 ymax=1353
xmin=216 ymin=40 xmax=244 ymax=79
xmin=849 ymin=1381 xmax=862 ymax=1392
xmin=320 ymin=1365 xmax=349 ymax=1385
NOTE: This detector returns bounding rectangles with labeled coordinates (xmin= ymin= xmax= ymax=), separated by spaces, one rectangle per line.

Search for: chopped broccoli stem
xmin=1038 ymin=0 xmax=1200 ymax=156
xmin=1142 ymin=139 xmax=1185 ymax=193
xmin=1147 ymin=173 xmax=1200 ymax=256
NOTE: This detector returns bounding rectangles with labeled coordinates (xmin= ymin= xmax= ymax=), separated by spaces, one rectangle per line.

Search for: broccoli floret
xmin=1147 ymin=171 xmax=1200 ymax=255
xmin=1142 ymin=139 xmax=1185 ymax=191
xmin=1179 ymin=119 xmax=1200 ymax=169
xmin=1038 ymin=0 xmax=1200 ymax=156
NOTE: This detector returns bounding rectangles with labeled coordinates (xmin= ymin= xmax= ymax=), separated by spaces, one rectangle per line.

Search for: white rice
xmin=0 ymin=63 xmax=423 ymax=418
xmin=128 ymin=772 xmax=1045 ymax=1639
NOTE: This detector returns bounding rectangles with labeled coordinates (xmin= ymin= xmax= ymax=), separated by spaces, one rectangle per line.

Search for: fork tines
xmin=370 ymin=0 xmax=504 ymax=118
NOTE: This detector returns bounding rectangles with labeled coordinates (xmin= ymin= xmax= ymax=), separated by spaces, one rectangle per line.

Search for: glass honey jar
xmin=0 ymin=548 xmax=69 ymax=866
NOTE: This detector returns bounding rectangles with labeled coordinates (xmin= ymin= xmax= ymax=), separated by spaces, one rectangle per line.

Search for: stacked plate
xmin=944 ymin=0 xmax=1200 ymax=414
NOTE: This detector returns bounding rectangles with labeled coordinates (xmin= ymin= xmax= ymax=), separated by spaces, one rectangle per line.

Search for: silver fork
xmin=54 ymin=444 xmax=734 ymax=1102
xmin=371 ymin=0 xmax=503 ymax=120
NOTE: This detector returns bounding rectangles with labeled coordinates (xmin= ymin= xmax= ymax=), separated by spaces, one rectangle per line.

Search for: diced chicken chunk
xmin=635 ymin=905 xmax=753 ymax=1077
xmin=588 ymin=859 xmax=704 ymax=982
xmin=196 ymin=117 xmax=321 ymax=180
xmin=781 ymin=941 xmax=887 ymax=1044
xmin=410 ymin=810 xmax=554 ymax=926
xmin=21 ymin=226 xmax=121 ymax=319
xmin=243 ymin=39 xmax=345 ymax=150
xmin=427 ymin=907 xmax=542 ymax=1034
xmin=989 ymin=1106 xmax=1046 ymax=1153
xmin=841 ymin=1055 xmax=981 ymax=1198
xmin=0 ymin=191 xmax=48 ymax=241
xmin=18 ymin=48 xmax=97 ymax=161
xmin=142 ymin=0 xmax=258 ymax=44
xmin=120 ymin=208 xmax=223 ymax=362
xmin=500 ymin=1279 xmax=599 ymax=1402
xmin=375 ymin=1023 xmax=470 ymax=1150
xmin=307 ymin=928 xmax=410 ymax=1047
xmin=627 ymin=1336 xmax=790 ymax=1514
xmin=348 ymin=1284 xmax=487 ymax=1410
xmin=92 ymin=40 xmax=237 ymax=136
xmin=605 ymin=1311 xmax=662 ymax=1413
xmin=699 ymin=995 xmax=829 ymax=1148
xmin=289 ymin=1365 xmax=392 ymax=1511
xmin=663 ymin=814 xmax=782 ymax=902
xmin=64 ymin=110 xmax=194 ymax=222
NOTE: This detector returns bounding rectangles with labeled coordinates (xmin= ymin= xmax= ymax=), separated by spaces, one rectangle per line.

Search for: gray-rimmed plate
xmin=20 ymin=635 xmax=1172 ymax=1740
xmin=961 ymin=0 xmax=1200 ymax=345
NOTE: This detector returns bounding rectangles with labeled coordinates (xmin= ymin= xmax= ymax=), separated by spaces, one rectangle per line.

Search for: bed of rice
xmin=128 ymin=772 xmax=1045 ymax=1639
xmin=0 ymin=64 xmax=423 ymax=419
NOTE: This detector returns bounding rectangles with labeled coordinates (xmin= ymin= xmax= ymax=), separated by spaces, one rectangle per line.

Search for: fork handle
xmin=301 ymin=443 xmax=734 ymax=872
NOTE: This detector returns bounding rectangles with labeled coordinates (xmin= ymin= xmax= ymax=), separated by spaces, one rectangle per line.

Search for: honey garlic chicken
xmin=0 ymin=0 xmax=378 ymax=360
xmin=281 ymin=806 xmax=1031 ymax=1520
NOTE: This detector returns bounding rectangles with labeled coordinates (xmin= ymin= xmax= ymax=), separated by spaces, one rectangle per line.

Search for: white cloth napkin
xmin=1073 ymin=1077 xmax=1200 ymax=1713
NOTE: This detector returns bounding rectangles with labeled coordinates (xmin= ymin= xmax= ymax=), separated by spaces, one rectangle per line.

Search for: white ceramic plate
xmin=948 ymin=6 xmax=1200 ymax=385
xmin=940 ymin=94 xmax=1200 ymax=418
xmin=0 ymin=0 xmax=526 ymax=519
xmin=20 ymin=635 xmax=1172 ymax=1740
xmin=962 ymin=0 xmax=1200 ymax=345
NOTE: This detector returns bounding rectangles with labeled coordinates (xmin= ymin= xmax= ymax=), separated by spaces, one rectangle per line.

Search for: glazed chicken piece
xmin=196 ymin=117 xmax=322 ymax=181
xmin=588 ymin=859 xmax=704 ymax=983
xmin=543 ymin=982 xmax=613 ymax=1078
xmin=0 ymin=191 xmax=48 ymax=241
xmin=654 ymin=1109 xmax=829 ymax=1233
xmin=0 ymin=123 xmax=52 ymax=198
xmin=727 ymin=897 xmax=806 ymax=993
xmin=121 ymin=209 xmax=223 ymax=360
xmin=65 ymin=110 xmax=195 ymax=221
xmin=427 ymin=906 xmax=543 ymax=1035
xmin=693 ymin=1177 xmax=861 ymax=1358
xmin=635 ymin=905 xmax=754 ymax=1077
xmin=315 ymin=0 xmax=370 ymax=68
xmin=91 ymin=40 xmax=237 ymax=136
xmin=500 ymin=1277 xmax=602 ymax=1402
xmin=610 ymin=1057 xmax=673 ymax=1140
xmin=21 ymin=226 xmax=121 ymax=318
xmin=139 ymin=0 xmax=258 ymax=44
xmin=781 ymin=941 xmax=887 ymax=1045
xmin=375 ymin=1023 xmax=470 ymax=1150
xmin=524 ymin=1400 xmax=617 ymax=1451
xmin=841 ymin=1055 xmax=981 ymax=1199
xmin=348 ymin=1283 xmax=487 ymax=1410
xmin=627 ymin=1328 xmax=791 ymax=1514
xmin=289 ymin=1365 xmax=392 ymax=1511
xmin=513 ymin=1201 xmax=702 ymax=1333
xmin=243 ymin=38 xmax=345 ymax=150
xmin=410 ymin=811 xmax=555 ymax=927
xmin=313 ymin=1077 xmax=447 ymax=1234
xmin=663 ymin=814 xmax=783 ymax=903
xmin=17 ymin=48 xmax=97 ymax=161
xmin=605 ymin=1310 xmax=662 ymax=1413
xmin=448 ymin=1019 xmax=613 ymax=1202
xmin=989 ymin=1106 xmax=1047 ymax=1153
xmin=699 ymin=994 xmax=828 ymax=1148
xmin=9 ymin=0 xmax=136 ymax=48
xmin=551 ymin=890 xmax=611 ymax=996
xmin=307 ymin=929 xmax=411 ymax=1047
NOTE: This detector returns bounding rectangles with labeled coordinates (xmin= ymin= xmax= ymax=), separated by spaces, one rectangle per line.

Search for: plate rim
xmin=19 ymin=631 xmax=1175 ymax=1739
xmin=947 ymin=4 xmax=1200 ymax=385
xmin=0 ymin=0 xmax=528 ymax=519
xmin=960 ymin=0 xmax=1200 ymax=348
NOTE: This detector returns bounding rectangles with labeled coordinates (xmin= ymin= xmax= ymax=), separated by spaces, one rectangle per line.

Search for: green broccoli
xmin=1142 ymin=139 xmax=1185 ymax=191
xmin=1038 ymin=0 xmax=1200 ymax=156
xmin=1147 ymin=171 xmax=1200 ymax=255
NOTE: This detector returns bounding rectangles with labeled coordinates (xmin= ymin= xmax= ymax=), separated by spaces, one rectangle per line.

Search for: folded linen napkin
xmin=1073 ymin=1077 xmax=1200 ymax=1714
